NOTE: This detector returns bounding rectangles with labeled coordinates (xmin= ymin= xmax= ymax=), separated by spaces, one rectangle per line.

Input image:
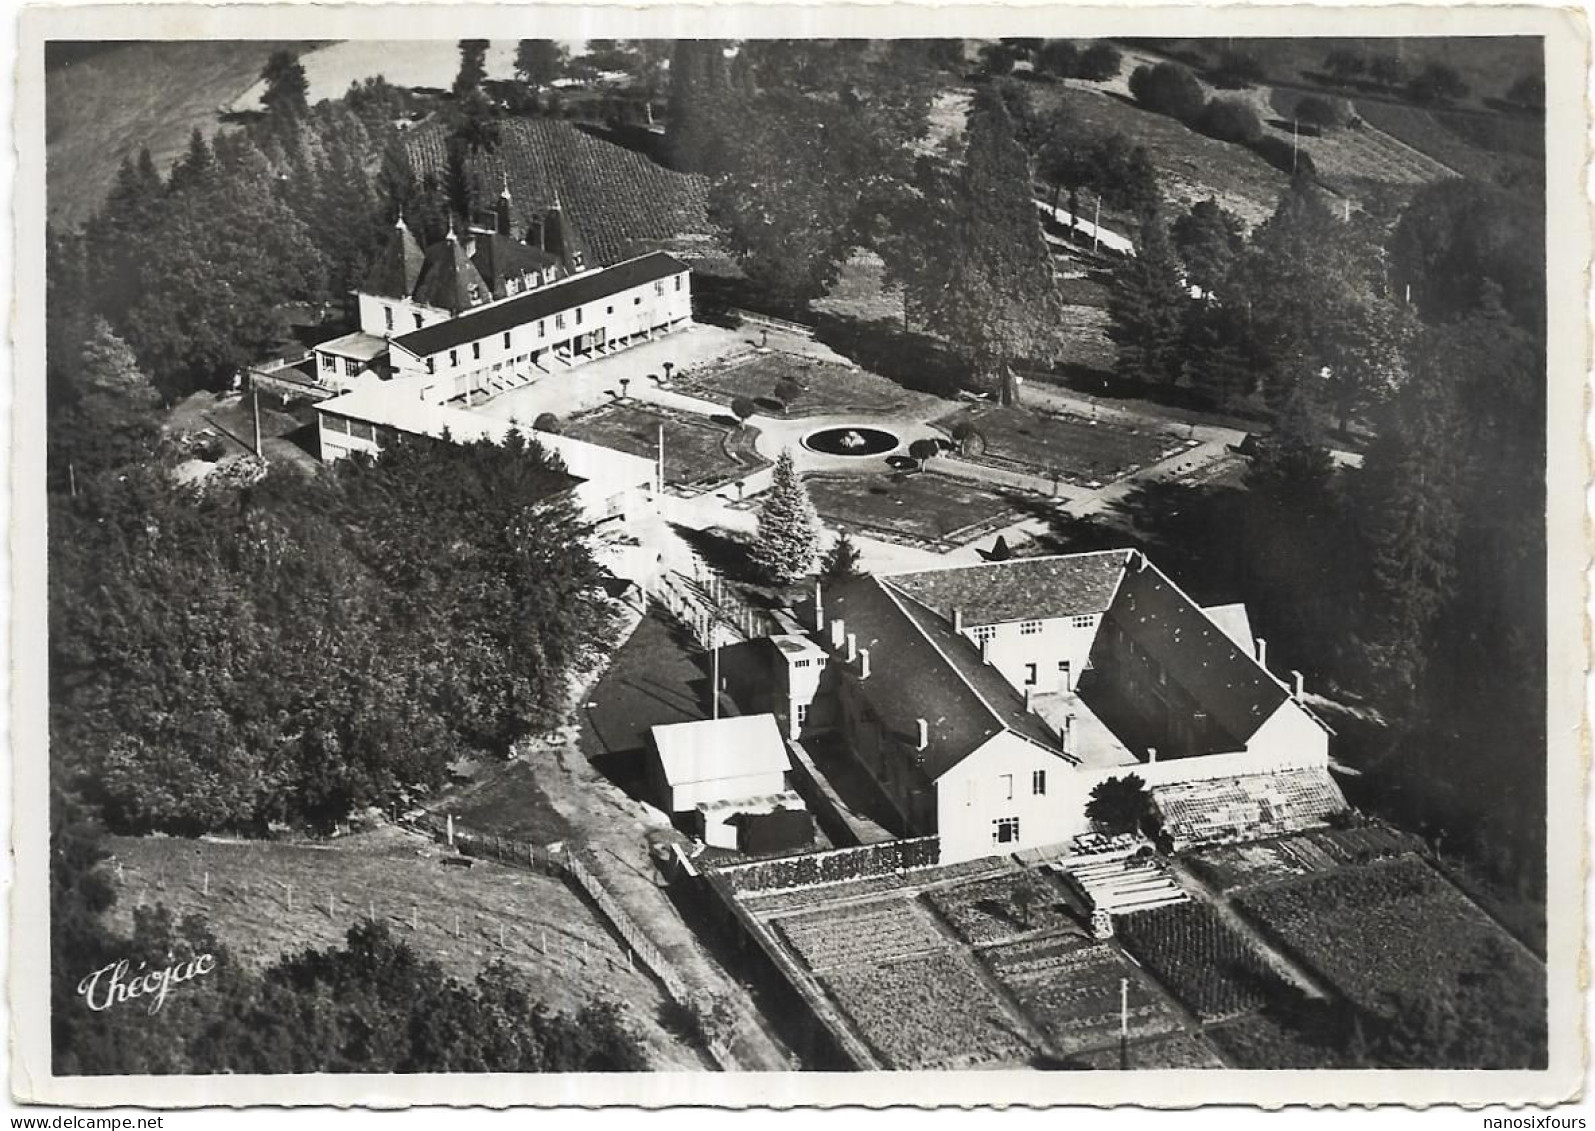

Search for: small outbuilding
xmin=648 ymin=713 xmax=793 ymax=814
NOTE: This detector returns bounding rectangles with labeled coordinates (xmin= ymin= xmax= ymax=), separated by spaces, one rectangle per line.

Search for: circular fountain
xmin=801 ymin=426 xmax=901 ymax=457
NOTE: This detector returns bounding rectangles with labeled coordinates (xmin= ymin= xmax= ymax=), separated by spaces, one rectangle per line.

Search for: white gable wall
xmin=935 ymin=732 xmax=1084 ymax=863
xmin=1242 ymin=697 xmax=1330 ymax=767
xmin=964 ymin=616 xmax=1101 ymax=696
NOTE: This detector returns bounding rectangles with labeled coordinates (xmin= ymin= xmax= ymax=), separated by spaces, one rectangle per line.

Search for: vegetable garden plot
xmin=1190 ymin=827 xmax=1418 ymax=892
xmin=1115 ymin=902 xmax=1283 ymax=1022
xmin=983 ymin=935 xmax=1182 ymax=1055
xmin=775 ymin=898 xmax=947 ymax=972
xmin=1072 ymin=1032 xmax=1228 ymax=1070
xmin=1205 ymin=1012 xmax=1354 ymax=1070
xmin=1233 ymin=857 xmax=1546 ymax=1063
xmin=820 ymin=951 xmax=1035 ymax=1069
xmin=924 ymin=872 xmax=1082 ymax=947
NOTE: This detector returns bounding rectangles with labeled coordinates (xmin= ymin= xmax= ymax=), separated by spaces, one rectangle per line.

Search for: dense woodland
xmin=46 ymin=39 xmax=1550 ymax=1069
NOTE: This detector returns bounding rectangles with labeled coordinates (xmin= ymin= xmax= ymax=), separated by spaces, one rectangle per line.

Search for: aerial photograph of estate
xmin=39 ymin=31 xmax=1552 ymax=1081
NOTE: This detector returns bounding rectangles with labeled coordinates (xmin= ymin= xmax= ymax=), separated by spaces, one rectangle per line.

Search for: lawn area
xmin=1056 ymin=303 xmax=1118 ymax=374
xmin=563 ymin=403 xmax=762 ymax=492
xmin=939 ymin=404 xmax=1187 ymax=487
xmin=47 ymin=41 xmax=314 ymax=229
xmin=814 ymin=252 xmax=908 ymax=325
xmin=681 ymin=350 xmax=933 ymax=417
xmin=805 ymin=471 xmax=1028 ymax=549
xmin=1028 ymin=85 xmax=1289 ymax=227
xmin=101 ymin=828 xmax=700 ymax=1067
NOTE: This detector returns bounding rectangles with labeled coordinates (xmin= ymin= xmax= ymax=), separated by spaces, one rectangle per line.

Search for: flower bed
xmin=775 ymin=898 xmax=947 ymax=972
xmin=924 ymin=872 xmax=1081 ymax=947
xmin=982 ymin=935 xmax=1182 ymax=1055
xmin=821 ymin=951 xmax=1035 ymax=1069
xmin=1115 ymin=902 xmax=1282 ymax=1021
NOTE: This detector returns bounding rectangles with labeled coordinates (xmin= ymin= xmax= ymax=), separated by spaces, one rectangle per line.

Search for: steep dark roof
xmin=363 ymin=221 xmax=426 ymax=299
xmin=1102 ymin=561 xmax=1289 ymax=747
xmin=538 ymin=204 xmax=589 ymax=273
xmin=822 ymin=576 xmax=1066 ymax=780
xmin=391 ymin=251 xmax=688 ymax=359
xmin=411 ymin=232 xmax=492 ymax=315
xmin=470 ymin=232 xmax=560 ymax=299
xmin=884 ymin=550 xmax=1132 ymax=627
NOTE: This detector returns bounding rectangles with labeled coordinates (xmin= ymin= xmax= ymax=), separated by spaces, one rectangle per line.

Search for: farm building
xmin=786 ymin=550 xmax=1339 ymax=864
xmin=648 ymin=714 xmax=795 ymax=815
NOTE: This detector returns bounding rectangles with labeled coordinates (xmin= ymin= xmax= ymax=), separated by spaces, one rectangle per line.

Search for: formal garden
xmin=561 ymin=402 xmax=766 ymax=492
xmin=678 ymin=351 xmax=937 ymax=417
xmin=802 ymin=471 xmax=1031 ymax=549
xmin=937 ymin=403 xmax=1193 ymax=488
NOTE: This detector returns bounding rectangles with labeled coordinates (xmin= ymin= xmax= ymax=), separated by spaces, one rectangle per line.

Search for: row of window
xmin=319 ymin=354 xmax=365 ymax=378
xmin=973 ymin=614 xmax=1098 ymax=643
xmin=322 ymin=416 xmax=389 ymax=444
xmin=997 ymin=771 xmax=1047 ymax=800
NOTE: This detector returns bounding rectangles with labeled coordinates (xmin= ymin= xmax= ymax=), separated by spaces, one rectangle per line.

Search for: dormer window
xmin=505 ymin=278 xmax=519 ymax=296
xmin=466 ymin=283 xmax=482 ymax=304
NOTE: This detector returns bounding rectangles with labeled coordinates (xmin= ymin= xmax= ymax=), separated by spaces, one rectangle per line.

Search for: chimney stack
xmin=1024 ymin=686 xmax=1034 ymax=712
xmin=953 ymin=607 xmax=964 ymax=632
xmin=1291 ymin=670 xmax=1305 ymax=699
xmin=846 ymin=632 xmax=857 ymax=664
xmin=1255 ymin=637 xmax=1268 ymax=669
xmin=916 ymin=718 xmax=929 ymax=751
xmin=831 ymin=618 xmax=846 ymax=650
xmin=1063 ymin=713 xmax=1076 ymax=755
xmin=980 ymin=636 xmax=991 ymax=663
xmin=858 ymin=648 xmax=871 ymax=680
xmin=813 ymin=582 xmax=825 ymax=632
xmin=1147 ymin=746 xmax=1158 ymax=764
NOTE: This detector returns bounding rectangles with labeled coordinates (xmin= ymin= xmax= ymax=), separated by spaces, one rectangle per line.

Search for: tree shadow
xmin=668 ymin=523 xmax=763 ymax=587
xmin=811 ymin=312 xmax=966 ymax=398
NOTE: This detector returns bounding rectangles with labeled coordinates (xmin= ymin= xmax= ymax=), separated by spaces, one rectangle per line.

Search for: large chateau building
xmin=732 ymin=550 xmax=1338 ymax=864
xmin=305 ymin=189 xmax=691 ymax=535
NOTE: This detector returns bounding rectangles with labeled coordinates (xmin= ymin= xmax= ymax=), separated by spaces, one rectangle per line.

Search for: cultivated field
xmin=778 ymin=898 xmax=948 ymax=971
xmin=923 ymin=871 xmax=1079 ymax=947
xmin=1205 ymin=1010 xmax=1354 ymax=1070
xmin=804 ymin=471 xmax=1027 ymax=548
xmin=1071 ymin=1032 xmax=1228 ymax=1069
xmin=681 ymin=352 xmax=934 ymax=417
xmin=101 ymin=828 xmax=702 ymax=1068
xmin=981 ymin=934 xmax=1185 ymax=1055
xmin=938 ymin=403 xmax=1187 ymax=487
xmin=46 ymin=41 xmax=313 ymax=229
xmin=1233 ymin=856 xmax=1546 ymax=1064
xmin=820 ymin=951 xmax=1037 ymax=1069
xmin=406 ymin=118 xmax=710 ymax=267
xmin=1115 ymin=901 xmax=1282 ymax=1022
xmin=564 ymin=403 xmax=761 ymax=491
xmin=1188 ymin=826 xmax=1420 ymax=893
xmin=1353 ymin=99 xmax=1537 ymax=186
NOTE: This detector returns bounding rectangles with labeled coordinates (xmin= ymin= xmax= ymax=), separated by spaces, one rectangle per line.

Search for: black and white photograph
xmin=10 ymin=1 xmax=1587 ymax=1114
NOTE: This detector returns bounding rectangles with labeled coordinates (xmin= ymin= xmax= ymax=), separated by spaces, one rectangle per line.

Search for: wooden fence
xmin=407 ymin=812 xmax=739 ymax=1069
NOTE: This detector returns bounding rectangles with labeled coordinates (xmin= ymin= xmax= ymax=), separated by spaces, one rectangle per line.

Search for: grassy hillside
xmin=1147 ymin=37 xmax=1543 ymax=111
xmin=103 ymin=827 xmax=704 ymax=1069
xmin=45 ymin=40 xmax=315 ymax=230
